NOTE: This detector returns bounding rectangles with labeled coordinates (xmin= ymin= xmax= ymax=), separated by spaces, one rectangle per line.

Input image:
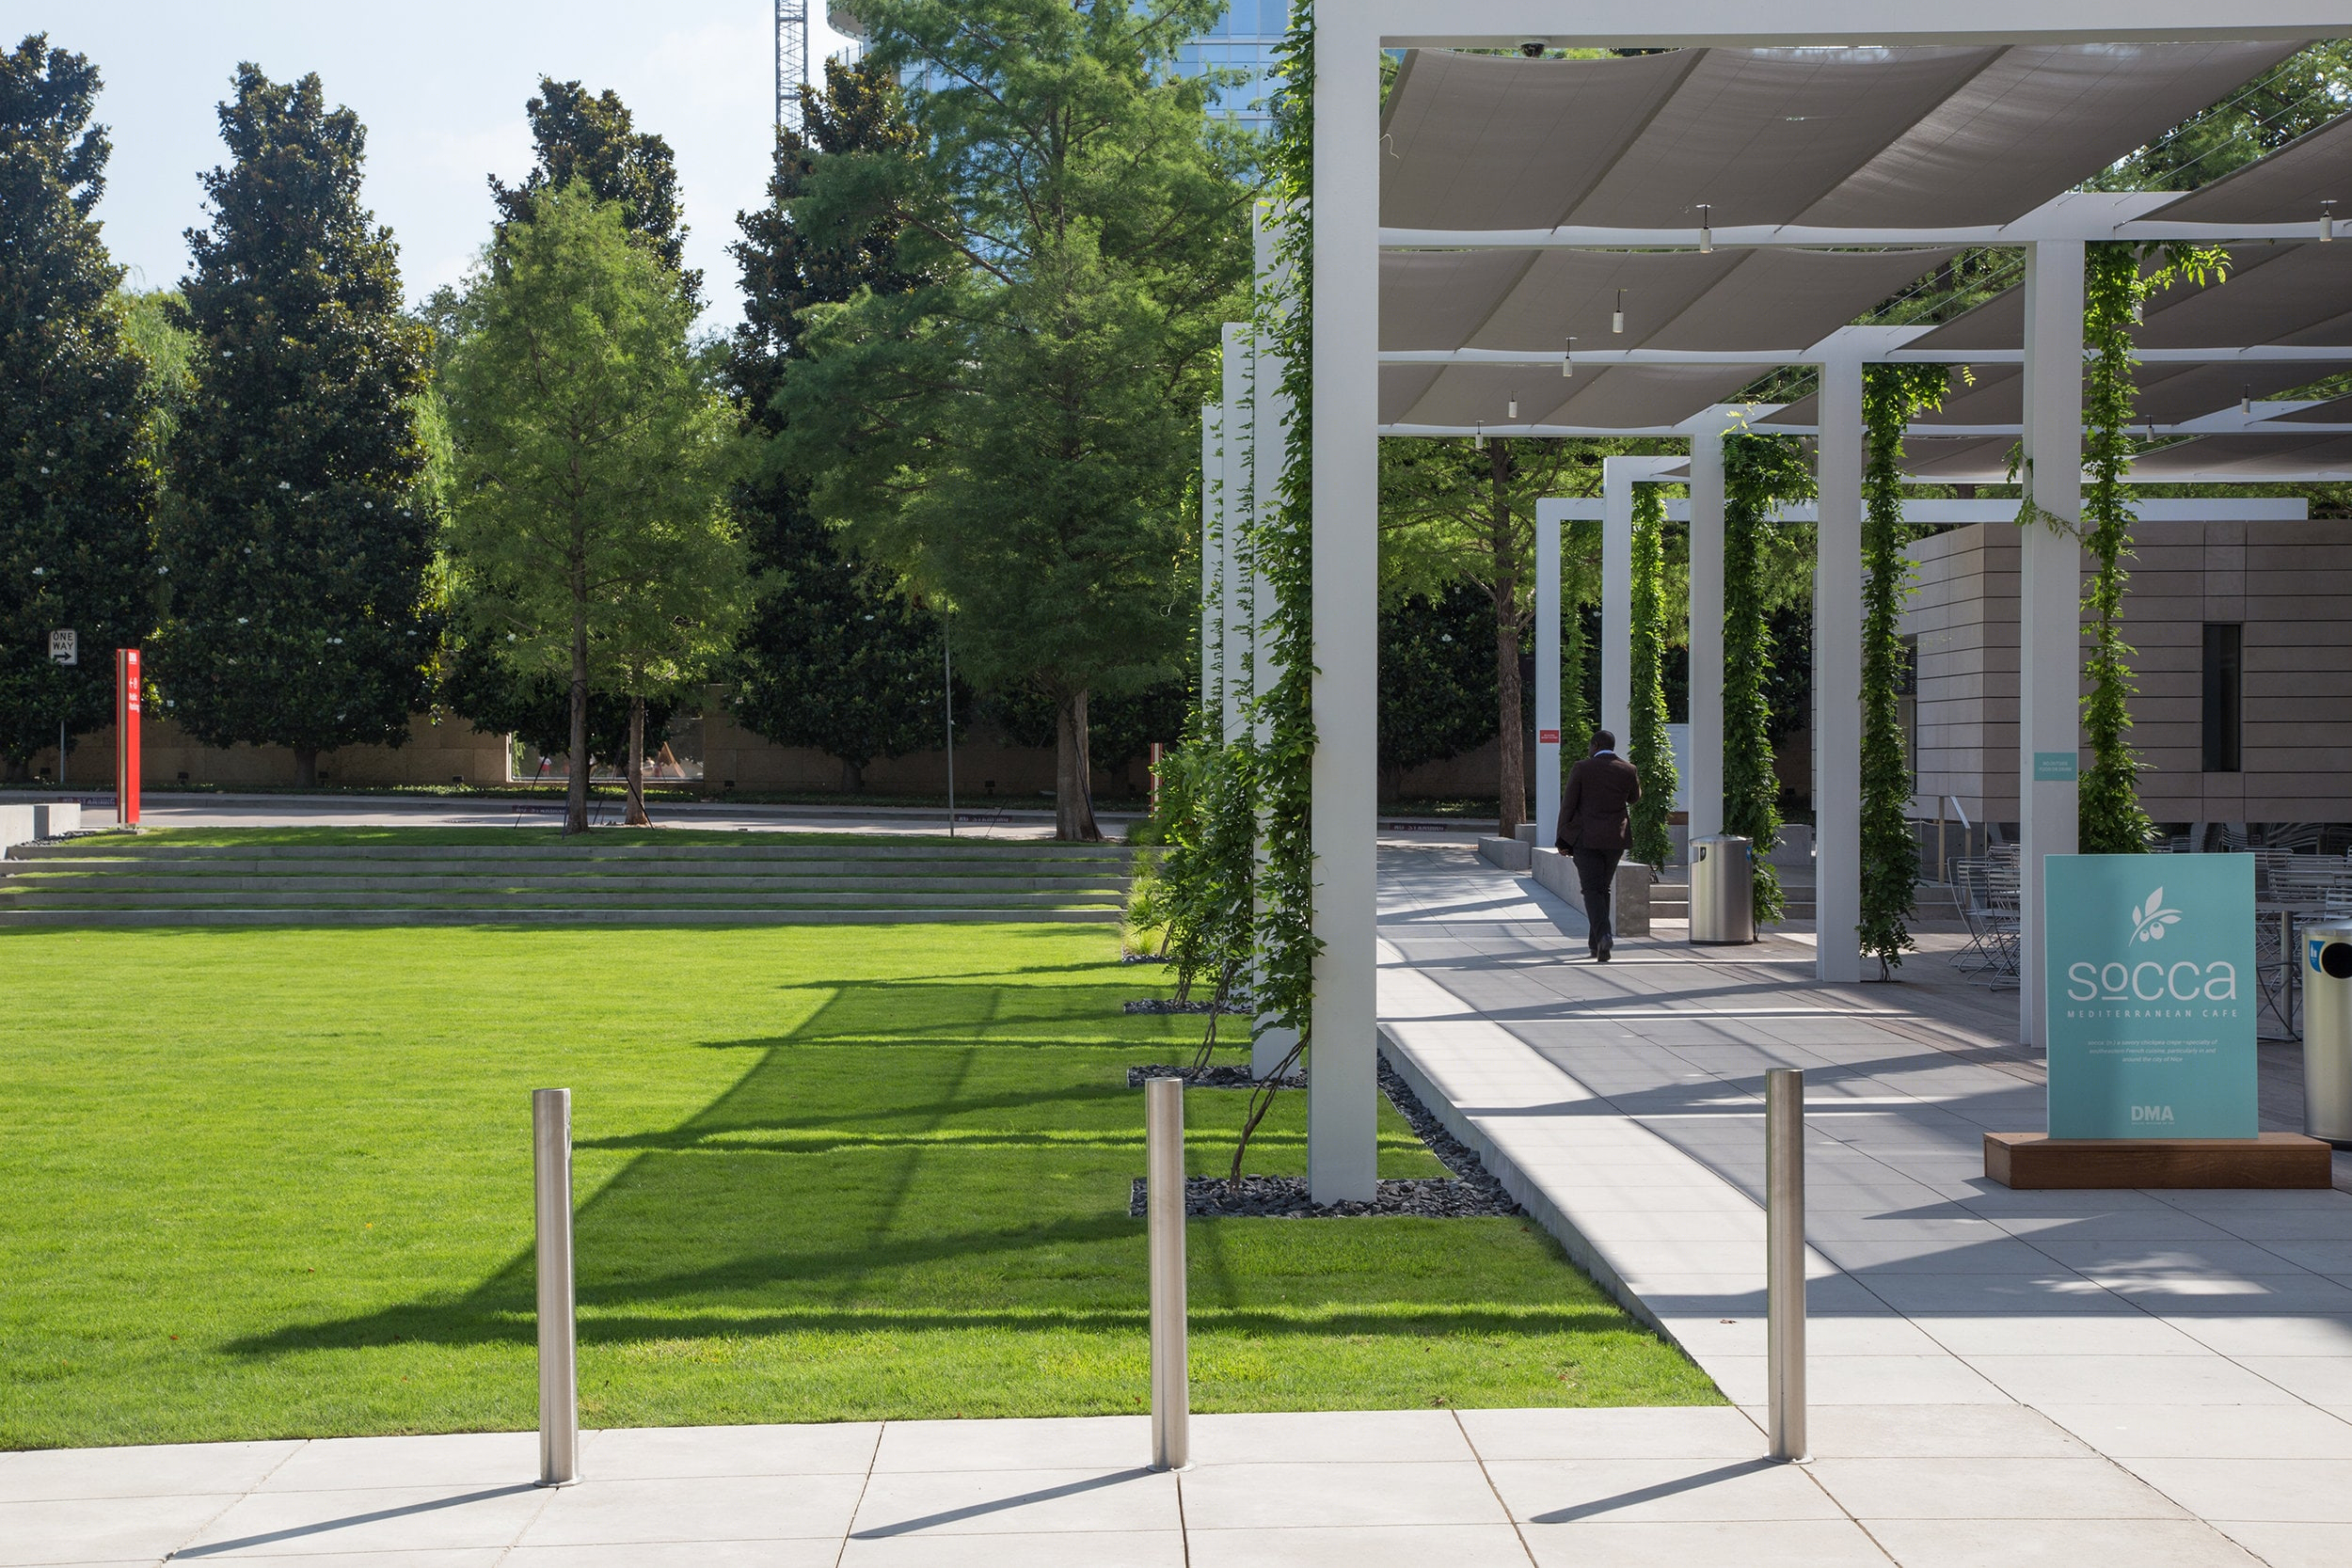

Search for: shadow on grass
xmin=229 ymin=974 xmax=1204 ymax=1358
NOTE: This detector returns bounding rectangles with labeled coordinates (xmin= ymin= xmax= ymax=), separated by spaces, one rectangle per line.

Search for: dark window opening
xmin=2202 ymin=624 xmax=2242 ymax=774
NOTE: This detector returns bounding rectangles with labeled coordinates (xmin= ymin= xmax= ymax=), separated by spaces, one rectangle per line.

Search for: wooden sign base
xmin=1985 ymin=1132 xmax=2333 ymax=1190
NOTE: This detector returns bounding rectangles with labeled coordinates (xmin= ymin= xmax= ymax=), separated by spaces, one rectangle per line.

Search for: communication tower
xmin=774 ymin=0 xmax=809 ymax=135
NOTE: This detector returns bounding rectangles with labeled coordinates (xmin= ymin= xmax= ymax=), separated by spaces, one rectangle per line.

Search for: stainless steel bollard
xmin=533 ymin=1088 xmax=579 ymax=1486
xmin=1765 ymin=1068 xmax=1806 ymax=1463
xmin=1146 ymin=1076 xmax=1189 ymax=1470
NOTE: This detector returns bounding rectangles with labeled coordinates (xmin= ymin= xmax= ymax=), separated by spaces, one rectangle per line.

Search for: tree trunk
xmin=1489 ymin=443 xmax=1526 ymax=836
xmin=840 ymin=757 xmax=864 ymax=792
xmin=1054 ymin=687 xmax=1103 ymax=842
xmin=624 ymin=694 xmax=650 ymax=827
xmin=565 ymin=610 xmax=590 ymax=836
xmin=294 ymin=748 xmax=319 ymax=789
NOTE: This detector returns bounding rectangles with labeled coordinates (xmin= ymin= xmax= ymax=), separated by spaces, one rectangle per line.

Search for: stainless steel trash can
xmin=1690 ymin=833 xmax=1755 ymax=945
xmin=2305 ymin=920 xmax=2352 ymax=1144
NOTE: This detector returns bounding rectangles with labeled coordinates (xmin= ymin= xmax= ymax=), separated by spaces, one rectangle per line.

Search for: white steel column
xmin=1201 ymin=404 xmax=1223 ymax=721
xmin=1600 ymin=458 xmax=1634 ymax=746
xmin=1308 ymin=20 xmax=1378 ymax=1204
xmin=1815 ymin=357 xmax=1865 ymax=984
xmin=1534 ymin=499 xmax=1565 ymax=848
xmin=2020 ymin=240 xmax=2084 ymax=1047
xmin=1686 ymin=420 xmax=1728 ymax=841
xmin=1220 ymin=323 xmax=1253 ymax=744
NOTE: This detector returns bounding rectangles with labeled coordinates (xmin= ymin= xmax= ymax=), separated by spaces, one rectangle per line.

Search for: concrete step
xmin=0 ymin=888 xmax=1125 ymax=911
xmin=8 ymin=841 xmax=1129 ymax=864
xmin=0 ymin=871 xmax=1129 ymax=895
xmin=0 ymin=907 xmax=1121 ymax=927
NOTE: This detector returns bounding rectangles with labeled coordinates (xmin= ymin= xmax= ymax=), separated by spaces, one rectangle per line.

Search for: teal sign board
xmin=2033 ymin=752 xmax=2080 ymax=782
xmin=2044 ymin=853 xmax=2256 ymax=1139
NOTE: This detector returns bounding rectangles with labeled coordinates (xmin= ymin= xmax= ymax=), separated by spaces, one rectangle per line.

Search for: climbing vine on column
xmin=2078 ymin=241 xmax=2225 ymax=854
xmin=1628 ymin=483 xmax=1677 ymax=870
xmin=1859 ymin=364 xmax=1948 ymax=978
xmin=1723 ymin=433 xmax=1814 ymax=925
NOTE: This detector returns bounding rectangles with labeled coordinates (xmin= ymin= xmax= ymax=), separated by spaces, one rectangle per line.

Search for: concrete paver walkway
xmin=1378 ymin=843 xmax=2352 ymax=1567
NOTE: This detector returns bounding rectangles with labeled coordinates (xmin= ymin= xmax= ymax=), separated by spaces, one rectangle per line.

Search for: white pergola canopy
xmin=1284 ymin=5 xmax=2352 ymax=1204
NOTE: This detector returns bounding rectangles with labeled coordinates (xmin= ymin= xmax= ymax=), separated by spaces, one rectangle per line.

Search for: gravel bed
xmin=1120 ymin=951 xmax=1170 ymax=965
xmin=1129 ymin=1174 xmax=1518 ymax=1219
xmin=1121 ymin=1052 xmax=1520 ymax=1218
xmin=1126 ymin=1064 xmax=1303 ymax=1089
xmin=1122 ymin=998 xmax=1250 ymax=1015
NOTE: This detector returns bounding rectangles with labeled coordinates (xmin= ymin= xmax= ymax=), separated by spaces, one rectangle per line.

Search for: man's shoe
xmin=1597 ymin=931 xmax=1613 ymax=962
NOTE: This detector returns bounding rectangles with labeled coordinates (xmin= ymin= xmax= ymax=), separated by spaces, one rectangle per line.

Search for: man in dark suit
xmin=1556 ymin=729 xmax=1642 ymax=962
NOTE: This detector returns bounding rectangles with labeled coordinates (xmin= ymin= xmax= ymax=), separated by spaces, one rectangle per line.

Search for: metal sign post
xmin=50 ymin=631 xmax=73 ymax=787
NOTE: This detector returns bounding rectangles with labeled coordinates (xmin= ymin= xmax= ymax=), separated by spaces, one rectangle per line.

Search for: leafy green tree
xmin=1723 ymin=433 xmax=1815 ymax=924
xmin=1627 ymin=483 xmax=1677 ymax=869
xmin=1381 ymin=436 xmax=1604 ymax=832
xmin=1378 ymin=581 xmax=1496 ymax=800
xmin=0 ymin=37 xmax=156 ymax=779
xmin=152 ymin=64 xmax=436 ymax=787
xmin=730 ymin=57 xmax=950 ymax=791
xmin=442 ymin=184 xmax=743 ymax=833
xmin=491 ymin=77 xmax=698 ymax=306
xmin=437 ymin=645 xmax=672 ymax=773
xmin=774 ymin=0 xmax=1254 ymax=839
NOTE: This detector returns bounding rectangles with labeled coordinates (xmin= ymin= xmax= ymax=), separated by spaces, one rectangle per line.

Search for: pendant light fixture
xmin=1473 ymin=420 xmax=1486 ymax=451
xmin=2323 ymin=199 xmax=2338 ymax=243
xmin=1613 ymin=289 xmax=1626 ymax=335
xmin=2241 ymin=386 xmax=2253 ymax=416
xmin=1562 ymin=334 xmax=1577 ymax=378
xmin=1507 ymin=398 xmax=1518 ymax=420
xmin=1696 ymin=204 xmax=1713 ymax=254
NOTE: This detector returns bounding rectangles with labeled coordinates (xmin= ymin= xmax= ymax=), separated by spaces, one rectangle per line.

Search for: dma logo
xmin=2132 ymin=1105 xmax=2176 ymax=1124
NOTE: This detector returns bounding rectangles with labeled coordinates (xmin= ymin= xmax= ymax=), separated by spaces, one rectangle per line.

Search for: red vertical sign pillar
xmin=116 ymin=647 xmax=140 ymax=828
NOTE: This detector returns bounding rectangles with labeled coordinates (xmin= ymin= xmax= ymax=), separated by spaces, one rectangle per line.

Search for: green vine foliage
xmin=2078 ymin=242 xmax=2223 ymax=854
xmin=1223 ymin=0 xmax=1317 ymax=1167
xmin=1134 ymin=733 xmax=1257 ymax=1029
xmin=1860 ymin=364 xmax=1948 ymax=977
xmin=1722 ymin=434 xmax=1815 ymax=924
xmin=1627 ymin=483 xmax=1677 ymax=870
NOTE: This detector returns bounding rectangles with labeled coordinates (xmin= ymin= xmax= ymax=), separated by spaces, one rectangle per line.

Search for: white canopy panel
xmin=1380 ymin=42 xmax=2303 ymax=233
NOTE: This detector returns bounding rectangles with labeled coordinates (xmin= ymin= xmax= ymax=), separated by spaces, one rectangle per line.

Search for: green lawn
xmin=0 ymin=921 xmax=1717 ymax=1449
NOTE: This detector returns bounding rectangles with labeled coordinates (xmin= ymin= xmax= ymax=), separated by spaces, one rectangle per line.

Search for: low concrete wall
xmin=0 ymin=804 xmax=31 ymax=853
xmin=1530 ymin=847 xmax=1652 ymax=937
xmin=1476 ymin=835 xmax=1533 ymax=872
xmin=32 ymin=802 xmax=79 ymax=838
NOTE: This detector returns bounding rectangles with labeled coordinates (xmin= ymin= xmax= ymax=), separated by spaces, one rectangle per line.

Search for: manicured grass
xmin=0 ymin=922 xmax=1717 ymax=1449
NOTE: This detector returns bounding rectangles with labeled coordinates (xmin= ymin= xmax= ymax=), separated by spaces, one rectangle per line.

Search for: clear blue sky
xmin=8 ymin=1 xmax=858 ymax=331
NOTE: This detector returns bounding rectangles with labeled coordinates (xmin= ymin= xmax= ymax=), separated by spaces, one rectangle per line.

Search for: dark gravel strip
xmin=1120 ymin=1051 xmax=1520 ymax=1218
xmin=1127 ymin=1064 xmax=1303 ymax=1089
xmin=1122 ymin=998 xmax=1250 ymax=1015
xmin=1128 ymin=1174 xmax=1518 ymax=1219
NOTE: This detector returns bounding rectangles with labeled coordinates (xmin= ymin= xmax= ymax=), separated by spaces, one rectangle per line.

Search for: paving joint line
xmin=1451 ymin=1407 xmax=1538 ymax=1566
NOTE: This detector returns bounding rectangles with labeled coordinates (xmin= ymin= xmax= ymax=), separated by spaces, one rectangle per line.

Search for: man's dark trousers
xmin=1573 ymin=847 xmax=1622 ymax=957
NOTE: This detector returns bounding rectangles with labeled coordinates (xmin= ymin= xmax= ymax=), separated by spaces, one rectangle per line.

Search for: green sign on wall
xmin=2044 ymin=853 xmax=2257 ymax=1139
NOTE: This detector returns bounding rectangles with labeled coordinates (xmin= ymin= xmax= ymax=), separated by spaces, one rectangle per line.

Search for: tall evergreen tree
xmin=152 ymin=65 xmax=435 ymax=786
xmin=491 ymin=78 xmax=698 ymax=308
xmin=0 ymin=36 xmax=154 ymax=779
xmin=729 ymin=57 xmax=951 ymax=791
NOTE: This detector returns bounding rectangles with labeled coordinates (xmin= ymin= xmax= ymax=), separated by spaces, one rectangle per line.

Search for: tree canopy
xmin=772 ymin=0 xmax=1254 ymax=837
xmin=490 ymin=76 xmax=698 ymax=306
xmin=0 ymin=36 xmax=156 ymax=777
xmin=441 ymin=183 xmax=742 ymax=832
xmin=151 ymin=63 xmax=436 ymax=785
